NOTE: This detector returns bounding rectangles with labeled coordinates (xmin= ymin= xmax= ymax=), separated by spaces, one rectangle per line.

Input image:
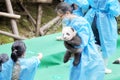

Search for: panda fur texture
xmin=62 ymin=27 xmax=82 ymax=66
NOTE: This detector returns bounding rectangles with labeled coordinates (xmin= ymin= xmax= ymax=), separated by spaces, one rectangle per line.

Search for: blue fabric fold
xmin=85 ymin=0 xmax=120 ymax=58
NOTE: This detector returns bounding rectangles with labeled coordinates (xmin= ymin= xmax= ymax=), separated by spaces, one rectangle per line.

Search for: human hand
xmin=37 ymin=53 xmax=43 ymax=60
xmin=56 ymin=36 xmax=64 ymax=41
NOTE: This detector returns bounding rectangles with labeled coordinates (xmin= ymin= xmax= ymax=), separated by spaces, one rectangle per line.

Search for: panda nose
xmin=63 ymin=36 xmax=68 ymax=40
xmin=63 ymin=36 xmax=66 ymax=39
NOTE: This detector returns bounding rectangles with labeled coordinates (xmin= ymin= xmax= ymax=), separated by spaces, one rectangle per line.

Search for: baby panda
xmin=62 ymin=27 xmax=82 ymax=66
xmin=0 ymin=53 xmax=9 ymax=72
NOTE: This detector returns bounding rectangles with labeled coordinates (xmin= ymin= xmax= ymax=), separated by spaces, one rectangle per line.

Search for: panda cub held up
xmin=62 ymin=27 xmax=82 ymax=66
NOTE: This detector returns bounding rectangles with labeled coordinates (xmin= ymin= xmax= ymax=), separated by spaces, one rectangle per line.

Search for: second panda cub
xmin=62 ymin=27 xmax=82 ymax=66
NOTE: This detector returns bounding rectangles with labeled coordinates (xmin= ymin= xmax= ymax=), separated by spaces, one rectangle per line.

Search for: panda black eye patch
xmin=66 ymin=33 xmax=70 ymax=35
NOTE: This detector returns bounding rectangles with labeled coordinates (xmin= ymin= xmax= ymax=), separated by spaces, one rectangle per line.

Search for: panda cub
xmin=62 ymin=27 xmax=82 ymax=66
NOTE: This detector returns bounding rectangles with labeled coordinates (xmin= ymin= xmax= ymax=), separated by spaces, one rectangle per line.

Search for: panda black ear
xmin=71 ymin=27 xmax=75 ymax=32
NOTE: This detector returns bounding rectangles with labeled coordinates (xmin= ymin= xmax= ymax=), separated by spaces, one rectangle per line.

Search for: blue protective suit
xmin=0 ymin=57 xmax=40 ymax=80
xmin=85 ymin=0 xmax=120 ymax=58
xmin=64 ymin=0 xmax=89 ymax=16
xmin=63 ymin=16 xmax=105 ymax=80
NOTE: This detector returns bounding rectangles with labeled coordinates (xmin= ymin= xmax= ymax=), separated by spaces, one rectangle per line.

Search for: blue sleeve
xmin=108 ymin=0 xmax=120 ymax=17
xmin=20 ymin=57 xmax=40 ymax=80
xmin=80 ymin=0 xmax=89 ymax=14
xmin=0 ymin=73 xmax=2 ymax=80
xmin=64 ymin=0 xmax=73 ymax=4
xmin=72 ymin=20 xmax=90 ymax=49
xmin=29 ymin=57 xmax=40 ymax=69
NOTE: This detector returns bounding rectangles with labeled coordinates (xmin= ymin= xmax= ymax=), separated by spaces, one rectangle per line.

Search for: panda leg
xmin=73 ymin=53 xmax=81 ymax=66
xmin=64 ymin=50 xmax=72 ymax=63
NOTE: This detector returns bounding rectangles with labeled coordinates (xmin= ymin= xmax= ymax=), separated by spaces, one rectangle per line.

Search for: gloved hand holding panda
xmin=62 ymin=27 xmax=82 ymax=66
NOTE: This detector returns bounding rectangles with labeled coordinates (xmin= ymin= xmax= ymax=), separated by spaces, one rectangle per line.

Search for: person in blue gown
xmin=0 ymin=40 xmax=43 ymax=80
xmin=85 ymin=0 xmax=120 ymax=74
xmin=63 ymin=0 xmax=89 ymax=16
xmin=56 ymin=2 xmax=105 ymax=80
xmin=56 ymin=0 xmax=89 ymax=40
xmin=63 ymin=0 xmax=101 ymax=48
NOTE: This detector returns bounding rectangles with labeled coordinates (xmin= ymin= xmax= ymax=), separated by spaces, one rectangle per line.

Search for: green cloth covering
xmin=0 ymin=33 xmax=120 ymax=80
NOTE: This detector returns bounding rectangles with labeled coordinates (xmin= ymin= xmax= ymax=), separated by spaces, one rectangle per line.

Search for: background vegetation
xmin=0 ymin=0 xmax=120 ymax=44
xmin=0 ymin=0 xmax=61 ymax=44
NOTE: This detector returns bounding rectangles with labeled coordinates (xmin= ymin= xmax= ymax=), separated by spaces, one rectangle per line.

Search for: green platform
xmin=0 ymin=33 xmax=120 ymax=80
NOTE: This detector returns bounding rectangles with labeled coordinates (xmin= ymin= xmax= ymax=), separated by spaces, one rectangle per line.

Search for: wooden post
xmin=30 ymin=0 xmax=53 ymax=3
xmin=0 ymin=12 xmax=21 ymax=19
xmin=40 ymin=16 xmax=60 ymax=35
xmin=5 ymin=0 xmax=19 ymax=36
xmin=19 ymin=2 xmax=36 ymax=26
xmin=36 ymin=4 xmax=42 ymax=36
xmin=0 ymin=30 xmax=26 ymax=40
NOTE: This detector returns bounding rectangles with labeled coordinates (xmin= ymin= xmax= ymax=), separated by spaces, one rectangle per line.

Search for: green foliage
xmin=117 ymin=17 xmax=120 ymax=28
xmin=0 ymin=34 xmax=14 ymax=45
xmin=0 ymin=3 xmax=60 ymax=44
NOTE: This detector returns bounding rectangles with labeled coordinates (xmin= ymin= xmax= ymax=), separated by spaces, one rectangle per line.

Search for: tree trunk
xmin=5 ymin=0 xmax=19 ymax=36
xmin=40 ymin=16 xmax=60 ymax=35
xmin=36 ymin=4 xmax=42 ymax=36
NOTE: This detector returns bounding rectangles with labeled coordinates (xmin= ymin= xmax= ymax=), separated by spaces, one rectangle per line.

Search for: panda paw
xmin=73 ymin=59 xmax=80 ymax=66
xmin=56 ymin=36 xmax=64 ymax=41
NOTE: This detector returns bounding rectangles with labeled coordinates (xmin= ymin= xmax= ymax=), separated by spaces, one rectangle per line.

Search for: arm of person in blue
xmin=108 ymin=0 xmax=120 ymax=17
xmin=19 ymin=55 xmax=42 ymax=80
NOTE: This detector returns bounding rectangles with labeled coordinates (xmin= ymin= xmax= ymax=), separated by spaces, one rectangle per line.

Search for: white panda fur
xmin=62 ymin=27 xmax=77 ymax=41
